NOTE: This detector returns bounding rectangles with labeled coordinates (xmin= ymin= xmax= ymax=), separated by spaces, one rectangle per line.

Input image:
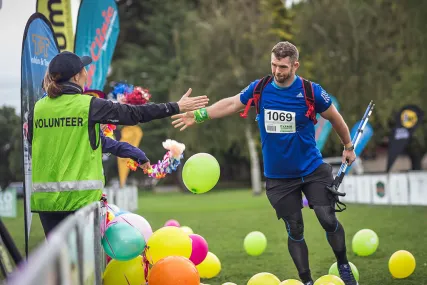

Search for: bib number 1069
xmin=266 ymin=111 xmax=293 ymax=122
xmin=264 ymin=109 xmax=296 ymax=133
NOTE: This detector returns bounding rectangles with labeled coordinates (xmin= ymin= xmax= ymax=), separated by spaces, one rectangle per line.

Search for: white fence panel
xmin=355 ymin=175 xmax=372 ymax=204
xmin=389 ymin=173 xmax=409 ymax=205
xmin=408 ymin=172 xmax=427 ymax=206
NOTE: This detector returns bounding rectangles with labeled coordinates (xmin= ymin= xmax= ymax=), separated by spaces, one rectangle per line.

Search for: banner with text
xmin=37 ymin=0 xmax=74 ymax=51
xmin=74 ymin=0 xmax=119 ymax=90
xmin=21 ymin=13 xmax=60 ymax=255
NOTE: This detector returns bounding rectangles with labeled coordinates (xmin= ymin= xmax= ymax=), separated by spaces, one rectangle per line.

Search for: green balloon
xmin=182 ymin=153 xmax=220 ymax=194
xmin=328 ymin=262 xmax=359 ymax=281
xmin=352 ymin=229 xmax=379 ymax=256
xmin=102 ymin=222 xmax=146 ymax=261
xmin=244 ymin=231 xmax=267 ymax=256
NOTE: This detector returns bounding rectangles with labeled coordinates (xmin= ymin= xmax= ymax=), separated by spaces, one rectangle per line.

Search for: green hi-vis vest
xmin=31 ymin=94 xmax=104 ymax=212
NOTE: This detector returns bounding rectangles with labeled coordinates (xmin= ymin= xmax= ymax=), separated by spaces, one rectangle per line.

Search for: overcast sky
xmin=0 ymin=0 xmax=80 ymax=114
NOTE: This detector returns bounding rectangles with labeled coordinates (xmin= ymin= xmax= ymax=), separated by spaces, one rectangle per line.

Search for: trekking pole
xmin=326 ymin=100 xmax=375 ymax=196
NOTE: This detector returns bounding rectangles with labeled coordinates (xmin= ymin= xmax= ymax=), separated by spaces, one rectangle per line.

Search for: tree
xmin=293 ymin=0 xmax=426 ymax=169
xmin=0 ymin=107 xmax=22 ymax=189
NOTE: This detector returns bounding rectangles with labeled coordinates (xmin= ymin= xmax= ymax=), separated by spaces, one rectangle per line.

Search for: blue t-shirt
xmin=240 ymin=75 xmax=332 ymax=178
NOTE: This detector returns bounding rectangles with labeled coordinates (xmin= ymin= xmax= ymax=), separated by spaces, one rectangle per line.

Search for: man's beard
xmin=274 ymin=69 xmax=293 ymax=83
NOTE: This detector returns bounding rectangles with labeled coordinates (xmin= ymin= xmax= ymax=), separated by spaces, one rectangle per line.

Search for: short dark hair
xmin=271 ymin=41 xmax=299 ymax=62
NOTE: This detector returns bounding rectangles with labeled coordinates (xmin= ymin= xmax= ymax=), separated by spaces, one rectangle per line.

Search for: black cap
xmin=48 ymin=51 xmax=92 ymax=82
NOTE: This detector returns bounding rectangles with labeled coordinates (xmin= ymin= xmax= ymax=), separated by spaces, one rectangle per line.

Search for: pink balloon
xmin=189 ymin=234 xmax=209 ymax=266
xmin=164 ymin=219 xmax=180 ymax=227
xmin=109 ymin=213 xmax=153 ymax=242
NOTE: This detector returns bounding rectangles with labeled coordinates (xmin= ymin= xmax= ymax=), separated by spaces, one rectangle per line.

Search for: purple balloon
xmin=189 ymin=234 xmax=209 ymax=266
xmin=303 ymin=196 xmax=309 ymax=207
xmin=110 ymin=213 xmax=153 ymax=242
xmin=164 ymin=219 xmax=180 ymax=227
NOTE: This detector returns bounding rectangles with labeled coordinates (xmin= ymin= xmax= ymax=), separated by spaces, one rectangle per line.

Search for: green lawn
xmin=3 ymin=189 xmax=427 ymax=284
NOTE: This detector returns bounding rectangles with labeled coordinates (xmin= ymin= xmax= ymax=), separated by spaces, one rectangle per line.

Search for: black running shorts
xmin=266 ymin=163 xmax=334 ymax=218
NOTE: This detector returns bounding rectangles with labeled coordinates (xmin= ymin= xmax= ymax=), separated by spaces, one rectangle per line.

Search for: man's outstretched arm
xmin=172 ymin=94 xmax=246 ymax=130
xmin=205 ymin=94 xmax=245 ymax=118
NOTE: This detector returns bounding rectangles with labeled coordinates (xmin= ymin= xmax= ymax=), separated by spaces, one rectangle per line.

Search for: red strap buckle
xmin=240 ymin=97 xmax=255 ymax=118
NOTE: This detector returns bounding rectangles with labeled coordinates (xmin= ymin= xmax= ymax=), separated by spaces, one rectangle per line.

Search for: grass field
xmin=3 ymin=189 xmax=427 ymax=284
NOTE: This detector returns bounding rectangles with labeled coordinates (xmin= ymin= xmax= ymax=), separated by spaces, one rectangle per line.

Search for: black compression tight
xmin=282 ymin=206 xmax=348 ymax=283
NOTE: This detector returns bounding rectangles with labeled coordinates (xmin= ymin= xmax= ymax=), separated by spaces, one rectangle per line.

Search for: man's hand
xmin=139 ymin=161 xmax=151 ymax=171
xmin=342 ymin=148 xmax=356 ymax=165
xmin=177 ymin=88 xmax=209 ymax=112
xmin=171 ymin=111 xmax=196 ymax=131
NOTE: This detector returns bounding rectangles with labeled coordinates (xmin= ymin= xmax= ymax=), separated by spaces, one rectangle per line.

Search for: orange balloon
xmin=148 ymin=256 xmax=200 ymax=285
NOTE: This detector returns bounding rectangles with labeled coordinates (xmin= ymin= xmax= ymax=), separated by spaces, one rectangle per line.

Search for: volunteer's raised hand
xmin=177 ymin=88 xmax=209 ymax=112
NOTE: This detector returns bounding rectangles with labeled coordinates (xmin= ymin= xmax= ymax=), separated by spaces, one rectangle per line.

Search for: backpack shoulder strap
xmin=240 ymin=75 xmax=272 ymax=118
xmin=301 ymin=77 xmax=318 ymax=125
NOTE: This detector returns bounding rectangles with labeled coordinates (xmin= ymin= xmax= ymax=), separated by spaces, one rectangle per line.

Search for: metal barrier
xmin=4 ymin=202 xmax=105 ymax=285
xmin=104 ymin=186 xmax=139 ymax=211
xmin=3 ymin=186 xmax=140 ymax=285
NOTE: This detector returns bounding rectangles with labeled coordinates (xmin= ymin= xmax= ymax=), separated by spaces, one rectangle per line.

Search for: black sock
xmin=326 ymin=221 xmax=348 ymax=266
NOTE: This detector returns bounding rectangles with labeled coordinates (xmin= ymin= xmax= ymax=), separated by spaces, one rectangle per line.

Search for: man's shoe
xmin=304 ymin=282 xmax=314 ymax=285
xmin=338 ymin=263 xmax=358 ymax=285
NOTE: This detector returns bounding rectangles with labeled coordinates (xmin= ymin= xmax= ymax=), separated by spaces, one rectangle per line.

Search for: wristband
xmin=194 ymin=108 xmax=210 ymax=124
xmin=344 ymin=144 xmax=354 ymax=151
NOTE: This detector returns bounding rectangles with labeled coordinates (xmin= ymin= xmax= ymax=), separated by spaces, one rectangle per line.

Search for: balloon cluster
xmin=100 ymin=197 xmax=219 ymax=285
xmin=108 ymin=82 xmax=151 ymax=105
xmin=100 ymin=199 xmax=151 ymax=285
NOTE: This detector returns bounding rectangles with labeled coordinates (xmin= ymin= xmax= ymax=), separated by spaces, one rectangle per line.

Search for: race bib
xmin=264 ymin=109 xmax=296 ymax=133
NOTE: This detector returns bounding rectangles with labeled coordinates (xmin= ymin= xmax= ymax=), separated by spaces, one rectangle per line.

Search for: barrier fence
xmin=339 ymin=171 xmax=427 ymax=206
xmin=3 ymin=186 xmax=139 ymax=285
xmin=103 ymin=186 xmax=138 ymax=211
xmin=5 ymin=202 xmax=104 ymax=285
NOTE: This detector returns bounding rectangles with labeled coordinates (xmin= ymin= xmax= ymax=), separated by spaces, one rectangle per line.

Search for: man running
xmin=171 ymin=42 xmax=358 ymax=285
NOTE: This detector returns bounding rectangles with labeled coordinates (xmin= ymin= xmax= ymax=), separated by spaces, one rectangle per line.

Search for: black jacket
xmin=28 ymin=82 xmax=180 ymax=149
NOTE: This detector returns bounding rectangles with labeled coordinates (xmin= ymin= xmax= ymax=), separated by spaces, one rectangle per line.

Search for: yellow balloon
xmin=106 ymin=210 xmax=115 ymax=223
xmin=280 ymin=279 xmax=304 ymax=285
xmin=196 ymin=252 xmax=221 ymax=279
xmin=389 ymin=250 xmax=416 ymax=279
xmin=247 ymin=272 xmax=281 ymax=285
xmin=314 ymin=275 xmax=344 ymax=285
xmin=181 ymin=226 xmax=194 ymax=235
xmin=103 ymin=256 xmax=148 ymax=285
xmin=146 ymin=226 xmax=192 ymax=264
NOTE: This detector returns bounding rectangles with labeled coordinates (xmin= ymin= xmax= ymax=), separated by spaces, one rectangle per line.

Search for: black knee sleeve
xmin=313 ymin=205 xmax=338 ymax=233
xmin=282 ymin=211 xmax=304 ymax=241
